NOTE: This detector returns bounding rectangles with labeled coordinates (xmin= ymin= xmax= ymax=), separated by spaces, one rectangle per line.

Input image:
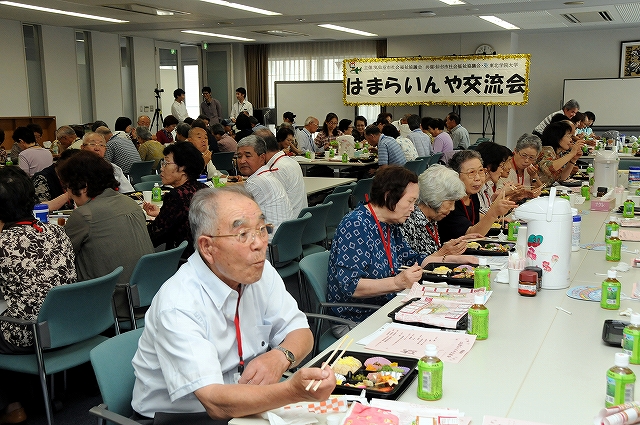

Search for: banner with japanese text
xmin=343 ymin=54 xmax=530 ymax=106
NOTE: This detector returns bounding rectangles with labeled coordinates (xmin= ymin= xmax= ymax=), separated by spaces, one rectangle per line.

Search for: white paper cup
xmin=509 ymin=268 xmax=522 ymax=289
xmin=142 ymin=191 xmax=152 ymax=202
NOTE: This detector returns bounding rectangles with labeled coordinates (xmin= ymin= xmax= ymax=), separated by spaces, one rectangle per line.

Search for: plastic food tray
xmin=308 ymin=351 xmax=418 ymax=400
xmin=421 ymin=262 xmax=476 ymax=287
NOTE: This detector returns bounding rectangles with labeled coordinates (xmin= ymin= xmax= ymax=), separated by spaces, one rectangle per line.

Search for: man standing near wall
xmin=171 ymin=88 xmax=190 ymax=123
xmin=200 ymin=86 xmax=223 ymax=126
xmin=230 ymin=87 xmax=253 ymax=122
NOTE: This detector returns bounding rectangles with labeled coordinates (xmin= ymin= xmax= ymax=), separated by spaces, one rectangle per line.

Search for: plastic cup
xmin=509 ymin=268 xmax=522 ymax=289
xmin=143 ymin=191 xmax=152 ymax=202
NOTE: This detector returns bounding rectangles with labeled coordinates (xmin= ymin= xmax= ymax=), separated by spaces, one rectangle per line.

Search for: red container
xmin=518 ymin=270 xmax=538 ymax=297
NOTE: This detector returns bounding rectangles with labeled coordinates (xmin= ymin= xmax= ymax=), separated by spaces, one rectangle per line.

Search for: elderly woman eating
xmin=143 ymin=142 xmax=207 ymax=258
xmin=537 ymin=121 xmax=584 ymax=187
xmin=401 ymin=164 xmax=481 ymax=260
xmin=438 ymin=150 xmax=516 ymax=243
xmin=499 ymin=133 xmax=543 ymax=190
xmin=327 ymin=166 xmax=430 ymax=336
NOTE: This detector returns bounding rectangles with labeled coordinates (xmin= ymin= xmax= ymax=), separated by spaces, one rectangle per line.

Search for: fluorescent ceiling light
xmin=182 ymin=30 xmax=255 ymax=42
xmin=0 ymin=1 xmax=128 ymax=22
xmin=479 ymin=15 xmax=519 ymax=29
xmin=198 ymin=0 xmax=280 ymax=16
xmin=438 ymin=0 xmax=466 ymax=5
xmin=317 ymin=24 xmax=377 ymax=37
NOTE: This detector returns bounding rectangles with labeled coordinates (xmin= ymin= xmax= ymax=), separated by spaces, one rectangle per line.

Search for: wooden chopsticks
xmin=305 ymin=335 xmax=354 ymax=391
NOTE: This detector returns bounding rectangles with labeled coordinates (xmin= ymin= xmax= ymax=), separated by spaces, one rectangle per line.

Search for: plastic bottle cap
xmin=608 ymin=269 xmax=618 ymax=279
xmin=631 ymin=313 xmax=640 ymax=325
xmin=474 ymin=294 xmax=485 ymax=304
xmin=154 ymin=183 xmax=160 ymax=187
xmin=478 ymin=257 xmax=488 ymax=266
xmin=610 ymin=216 xmax=618 ymax=222
xmin=611 ymin=230 xmax=619 ymax=237
xmin=425 ymin=344 xmax=437 ymax=356
xmin=615 ymin=352 xmax=630 ymax=367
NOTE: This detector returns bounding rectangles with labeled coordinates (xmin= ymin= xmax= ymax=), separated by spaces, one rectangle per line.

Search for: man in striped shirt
xmin=365 ymin=124 xmax=407 ymax=168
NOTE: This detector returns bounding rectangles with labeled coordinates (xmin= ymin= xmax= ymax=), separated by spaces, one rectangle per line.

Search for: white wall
xmin=92 ymin=31 xmax=123 ymax=128
xmin=388 ymin=26 xmax=640 ymax=148
xmin=132 ymin=36 xmax=158 ymax=122
xmin=0 ymin=19 xmax=29 ymax=116
xmin=41 ymin=25 xmax=82 ymax=125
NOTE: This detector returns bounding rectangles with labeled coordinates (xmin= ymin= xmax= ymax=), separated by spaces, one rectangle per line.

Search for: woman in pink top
xmin=426 ymin=118 xmax=455 ymax=163
xmin=12 ymin=127 xmax=53 ymax=177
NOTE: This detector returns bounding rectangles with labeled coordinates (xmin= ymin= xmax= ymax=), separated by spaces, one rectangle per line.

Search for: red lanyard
xmin=257 ymin=153 xmax=285 ymax=176
xmin=15 ymin=220 xmax=43 ymax=232
xmin=425 ymin=222 xmax=440 ymax=247
xmin=366 ymin=198 xmax=395 ymax=275
xmin=512 ymin=156 xmax=524 ymax=185
xmin=233 ymin=287 xmax=244 ymax=374
xmin=462 ymin=198 xmax=476 ymax=224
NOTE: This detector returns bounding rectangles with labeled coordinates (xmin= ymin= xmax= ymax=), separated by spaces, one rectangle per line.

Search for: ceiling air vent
xmin=253 ymin=29 xmax=309 ymax=37
xmin=560 ymin=11 xmax=613 ymax=23
xmin=103 ymin=3 xmax=189 ymax=16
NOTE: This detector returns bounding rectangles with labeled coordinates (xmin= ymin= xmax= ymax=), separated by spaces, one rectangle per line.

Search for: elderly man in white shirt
xmin=131 ymin=187 xmax=335 ymax=420
xmin=236 ymin=135 xmax=293 ymax=235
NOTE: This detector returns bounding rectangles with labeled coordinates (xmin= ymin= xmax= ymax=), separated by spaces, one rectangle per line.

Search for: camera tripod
xmin=150 ymin=90 xmax=164 ymax=132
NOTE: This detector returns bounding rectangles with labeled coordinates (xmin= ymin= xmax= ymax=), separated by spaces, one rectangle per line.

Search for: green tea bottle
xmin=605 ymin=216 xmax=620 ymax=242
xmin=606 ymin=230 xmax=622 ymax=262
xmin=417 ymin=344 xmax=443 ymax=401
xmin=601 ymin=269 xmax=621 ymax=310
xmin=467 ymin=294 xmax=489 ymax=340
xmin=151 ymin=182 xmax=162 ymax=202
xmin=624 ymin=199 xmax=635 ymax=218
xmin=605 ymin=352 xmax=636 ymax=407
xmin=623 ymin=313 xmax=640 ymax=364
xmin=581 ymin=181 xmax=591 ymax=201
xmin=473 ymin=257 xmax=491 ymax=290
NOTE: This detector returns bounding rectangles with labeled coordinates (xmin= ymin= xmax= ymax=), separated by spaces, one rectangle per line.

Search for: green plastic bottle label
xmin=623 ymin=330 xmax=640 ymax=364
xmin=473 ymin=267 xmax=491 ymax=290
xmin=601 ymin=284 xmax=620 ymax=309
xmin=606 ymin=372 xmax=635 ymax=407
xmin=606 ymin=240 xmax=622 ymax=262
xmin=417 ymin=360 xmax=443 ymax=401
xmin=467 ymin=308 xmax=489 ymax=340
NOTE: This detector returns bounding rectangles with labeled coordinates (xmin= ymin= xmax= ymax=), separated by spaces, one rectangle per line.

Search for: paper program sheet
xmin=364 ymin=326 xmax=476 ymax=363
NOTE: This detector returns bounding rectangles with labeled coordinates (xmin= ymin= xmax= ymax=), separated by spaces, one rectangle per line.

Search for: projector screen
xmin=563 ymin=78 xmax=640 ymax=128
xmin=275 ymin=81 xmax=356 ymax=125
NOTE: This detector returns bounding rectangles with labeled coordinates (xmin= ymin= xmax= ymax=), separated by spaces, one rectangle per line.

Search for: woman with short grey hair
xmin=499 ymin=133 xmax=543 ymax=190
xmin=401 ymin=165 xmax=481 ymax=261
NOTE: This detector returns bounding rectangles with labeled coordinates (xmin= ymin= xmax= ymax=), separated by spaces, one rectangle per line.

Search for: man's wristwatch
xmin=274 ymin=345 xmax=295 ymax=369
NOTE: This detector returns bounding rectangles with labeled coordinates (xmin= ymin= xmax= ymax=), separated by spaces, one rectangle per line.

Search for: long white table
xmin=232 ymin=204 xmax=640 ymax=425
xmin=303 ymin=177 xmax=356 ymax=195
xmin=294 ymin=157 xmax=377 ymax=177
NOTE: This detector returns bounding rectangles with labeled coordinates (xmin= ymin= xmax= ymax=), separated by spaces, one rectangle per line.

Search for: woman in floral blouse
xmin=0 ymin=166 xmax=76 ymax=353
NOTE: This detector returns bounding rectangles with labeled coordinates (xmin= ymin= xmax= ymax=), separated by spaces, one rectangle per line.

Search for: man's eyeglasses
xmin=82 ymin=142 xmax=106 ymax=148
xmin=159 ymin=159 xmax=177 ymax=168
xmin=460 ymin=169 xmax=486 ymax=179
xmin=517 ymin=151 xmax=537 ymax=162
xmin=204 ymin=224 xmax=274 ymax=244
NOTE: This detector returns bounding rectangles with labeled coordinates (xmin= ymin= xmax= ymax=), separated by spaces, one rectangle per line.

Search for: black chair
xmin=128 ymin=160 xmax=154 ymax=185
xmin=212 ymin=152 xmax=235 ymax=174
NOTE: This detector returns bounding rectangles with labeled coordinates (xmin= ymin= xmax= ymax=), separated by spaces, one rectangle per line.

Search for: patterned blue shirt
xmin=407 ymin=129 xmax=432 ymax=157
xmin=377 ymin=134 xmax=407 ymax=166
xmin=327 ymin=204 xmax=426 ymax=322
